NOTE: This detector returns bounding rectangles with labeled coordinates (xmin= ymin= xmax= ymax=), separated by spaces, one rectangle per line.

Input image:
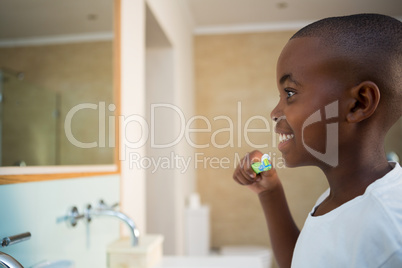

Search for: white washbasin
xmin=30 ymin=260 xmax=75 ymax=268
xmin=107 ymin=234 xmax=164 ymax=268
xmin=154 ymin=256 xmax=267 ymax=268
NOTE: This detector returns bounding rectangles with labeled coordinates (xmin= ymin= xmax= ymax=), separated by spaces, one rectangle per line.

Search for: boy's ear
xmin=346 ymin=81 xmax=380 ymax=123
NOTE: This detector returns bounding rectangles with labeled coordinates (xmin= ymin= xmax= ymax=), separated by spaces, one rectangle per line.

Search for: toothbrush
xmin=251 ymin=154 xmax=272 ymax=174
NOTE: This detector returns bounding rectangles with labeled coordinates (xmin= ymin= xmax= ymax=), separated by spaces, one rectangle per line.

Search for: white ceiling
xmin=0 ymin=0 xmax=401 ymax=39
xmin=187 ymin=0 xmax=402 ymax=26
xmin=0 ymin=0 xmax=113 ymax=39
xmin=187 ymin=0 xmax=402 ymax=33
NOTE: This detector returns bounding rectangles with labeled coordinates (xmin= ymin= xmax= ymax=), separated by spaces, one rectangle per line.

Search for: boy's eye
xmin=284 ymin=88 xmax=296 ymax=99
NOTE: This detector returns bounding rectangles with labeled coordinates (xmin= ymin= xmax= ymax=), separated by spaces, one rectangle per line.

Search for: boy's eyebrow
xmin=279 ymin=73 xmax=301 ymax=86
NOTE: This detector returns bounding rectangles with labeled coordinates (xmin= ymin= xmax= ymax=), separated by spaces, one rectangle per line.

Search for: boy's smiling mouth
xmin=277 ymin=132 xmax=295 ymax=152
xmin=274 ymin=116 xmax=295 ymax=143
xmin=279 ymin=133 xmax=294 ymax=143
xmin=277 ymin=132 xmax=295 ymax=151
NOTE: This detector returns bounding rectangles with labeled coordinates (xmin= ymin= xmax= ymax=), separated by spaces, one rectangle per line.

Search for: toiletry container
xmin=184 ymin=193 xmax=210 ymax=256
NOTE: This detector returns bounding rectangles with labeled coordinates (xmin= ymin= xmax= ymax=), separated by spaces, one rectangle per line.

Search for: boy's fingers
xmin=242 ymin=153 xmax=260 ymax=180
xmin=241 ymin=163 xmax=256 ymax=180
xmin=233 ymin=151 xmax=267 ymax=186
xmin=233 ymin=152 xmax=262 ymax=185
xmin=259 ymin=167 xmax=277 ymax=181
xmin=233 ymin=165 xmax=253 ymax=185
xmin=243 ymin=152 xmax=263 ymax=175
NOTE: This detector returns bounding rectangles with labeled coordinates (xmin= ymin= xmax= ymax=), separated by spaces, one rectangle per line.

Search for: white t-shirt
xmin=291 ymin=162 xmax=402 ymax=268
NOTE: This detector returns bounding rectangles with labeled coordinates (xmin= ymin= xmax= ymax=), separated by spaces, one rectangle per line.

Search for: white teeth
xmin=279 ymin=133 xmax=294 ymax=143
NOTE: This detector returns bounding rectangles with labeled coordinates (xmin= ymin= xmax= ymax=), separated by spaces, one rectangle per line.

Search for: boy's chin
xmin=281 ymin=155 xmax=314 ymax=168
xmin=283 ymin=156 xmax=335 ymax=169
xmin=283 ymin=161 xmax=300 ymax=168
xmin=281 ymin=157 xmax=298 ymax=168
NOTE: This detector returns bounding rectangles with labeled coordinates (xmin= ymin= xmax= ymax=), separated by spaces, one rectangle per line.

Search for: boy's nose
xmin=270 ymin=103 xmax=282 ymax=122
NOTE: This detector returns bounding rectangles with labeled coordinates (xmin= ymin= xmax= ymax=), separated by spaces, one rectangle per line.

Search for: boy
xmin=233 ymin=14 xmax=402 ymax=268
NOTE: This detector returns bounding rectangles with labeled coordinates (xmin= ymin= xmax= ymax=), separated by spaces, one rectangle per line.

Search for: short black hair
xmin=291 ymin=14 xmax=402 ymax=126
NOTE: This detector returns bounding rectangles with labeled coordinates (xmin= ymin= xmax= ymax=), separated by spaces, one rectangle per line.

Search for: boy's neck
xmin=314 ymin=144 xmax=393 ymax=216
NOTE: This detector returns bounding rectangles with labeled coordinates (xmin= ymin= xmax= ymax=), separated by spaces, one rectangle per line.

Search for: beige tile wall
xmin=0 ymin=41 xmax=114 ymax=165
xmin=1 ymin=73 xmax=57 ymax=166
xmin=194 ymin=32 xmax=329 ymax=250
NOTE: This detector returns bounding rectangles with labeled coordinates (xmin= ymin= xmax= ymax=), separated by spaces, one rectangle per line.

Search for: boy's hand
xmin=233 ymin=150 xmax=280 ymax=194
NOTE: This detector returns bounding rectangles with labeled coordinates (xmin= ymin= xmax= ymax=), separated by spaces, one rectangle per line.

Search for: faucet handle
xmin=1 ymin=232 xmax=31 ymax=248
xmin=98 ymin=200 xmax=119 ymax=210
xmin=57 ymin=206 xmax=85 ymax=227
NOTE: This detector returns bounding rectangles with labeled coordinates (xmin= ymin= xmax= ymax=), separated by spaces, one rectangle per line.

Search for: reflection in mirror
xmin=0 ymin=70 xmax=57 ymax=166
xmin=0 ymin=0 xmax=115 ymax=167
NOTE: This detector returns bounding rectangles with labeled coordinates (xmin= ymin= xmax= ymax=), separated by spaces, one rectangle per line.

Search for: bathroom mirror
xmin=0 ymin=0 xmax=120 ymax=183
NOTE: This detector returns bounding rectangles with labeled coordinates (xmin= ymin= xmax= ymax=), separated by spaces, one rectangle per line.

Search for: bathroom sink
xmin=154 ymin=256 xmax=266 ymax=268
xmin=30 ymin=260 xmax=75 ymax=268
xmin=107 ymin=234 xmax=163 ymax=255
xmin=107 ymin=234 xmax=164 ymax=268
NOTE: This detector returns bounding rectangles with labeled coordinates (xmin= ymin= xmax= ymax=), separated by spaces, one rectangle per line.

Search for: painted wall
xmin=145 ymin=2 xmax=195 ymax=255
xmin=119 ymin=0 xmax=195 ymax=255
xmin=194 ymin=31 xmax=329 ymax=249
xmin=0 ymin=175 xmax=120 ymax=267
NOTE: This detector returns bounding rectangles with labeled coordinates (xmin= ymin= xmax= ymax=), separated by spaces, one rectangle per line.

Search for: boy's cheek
xmin=299 ymin=120 xmax=328 ymax=154
xmin=284 ymin=104 xmax=331 ymax=157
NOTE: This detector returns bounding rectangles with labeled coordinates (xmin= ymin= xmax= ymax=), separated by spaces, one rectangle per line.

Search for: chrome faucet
xmin=86 ymin=201 xmax=140 ymax=246
xmin=60 ymin=201 xmax=140 ymax=246
xmin=0 ymin=252 xmax=24 ymax=268
xmin=0 ymin=232 xmax=31 ymax=268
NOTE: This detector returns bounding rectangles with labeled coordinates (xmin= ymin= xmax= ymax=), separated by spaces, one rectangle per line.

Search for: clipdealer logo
xmin=64 ymin=102 xmax=277 ymax=152
xmin=302 ymin=100 xmax=339 ymax=167
xmin=63 ymin=101 xmax=339 ymax=171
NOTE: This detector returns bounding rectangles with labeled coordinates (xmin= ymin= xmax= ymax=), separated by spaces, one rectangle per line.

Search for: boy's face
xmin=272 ymin=37 xmax=352 ymax=167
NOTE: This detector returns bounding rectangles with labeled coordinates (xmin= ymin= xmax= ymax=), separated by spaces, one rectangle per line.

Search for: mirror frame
xmin=0 ymin=0 xmax=121 ymax=184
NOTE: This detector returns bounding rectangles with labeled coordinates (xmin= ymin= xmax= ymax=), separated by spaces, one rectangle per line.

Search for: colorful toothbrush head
xmin=251 ymin=154 xmax=272 ymax=174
